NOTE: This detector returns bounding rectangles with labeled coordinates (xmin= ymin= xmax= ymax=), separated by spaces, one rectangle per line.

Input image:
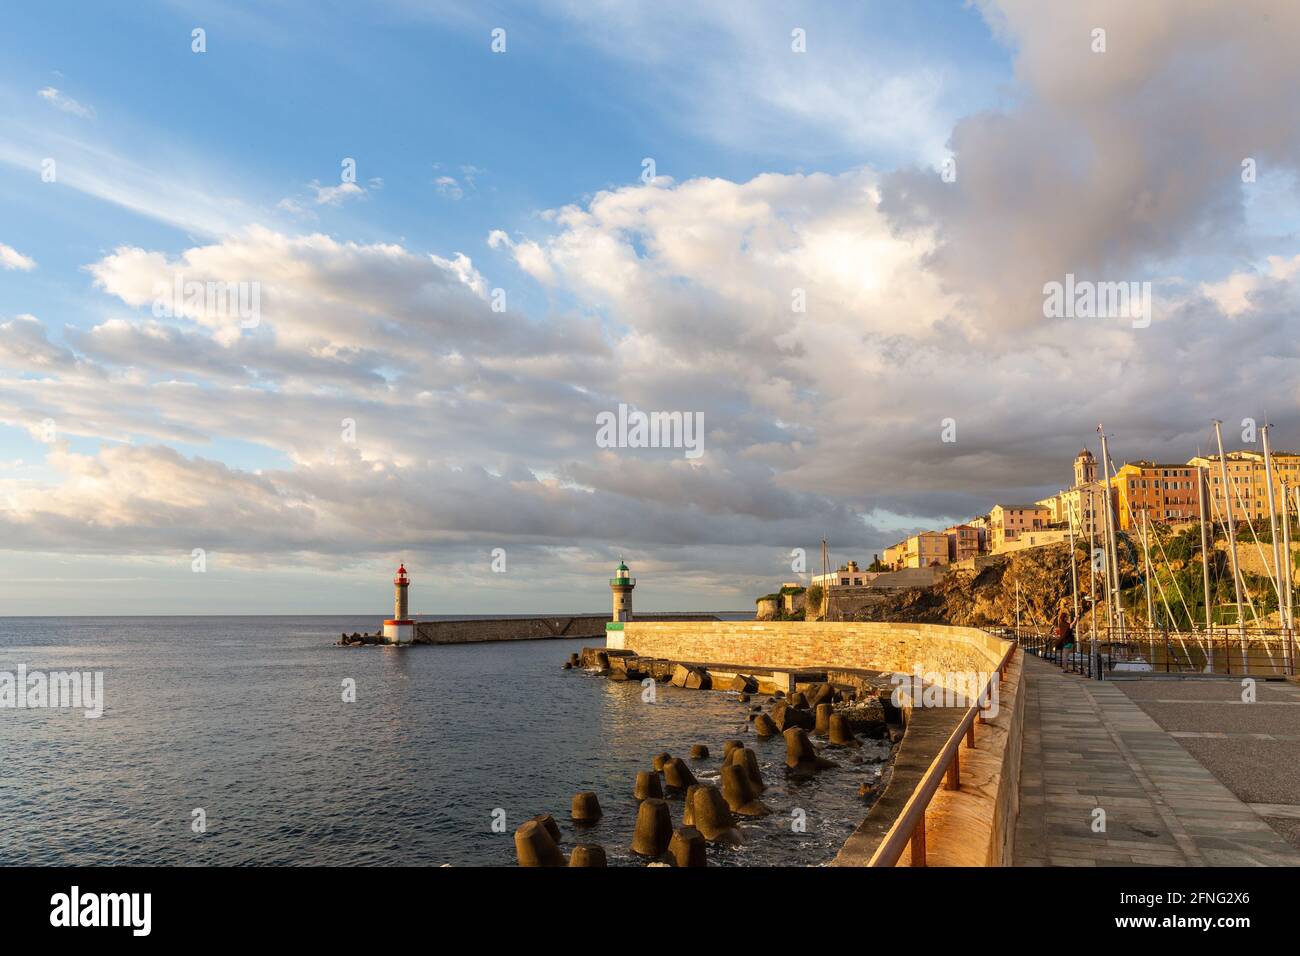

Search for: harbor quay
xmin=583 ymin=616 xmax=1300 ymax=868
xmin=342 ymin=557 xmax=1300 ymax=868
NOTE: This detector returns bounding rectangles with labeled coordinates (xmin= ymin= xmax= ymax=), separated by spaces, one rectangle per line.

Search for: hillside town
xmin=750 ymin=443 xmax=1300 ymax=623
xmin=851 ymin=446 xmax=1300 ymax=575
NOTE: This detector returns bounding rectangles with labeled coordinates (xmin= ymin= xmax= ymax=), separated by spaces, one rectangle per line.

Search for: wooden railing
xmin=867 ymin=640 xmax=1017 ymax=867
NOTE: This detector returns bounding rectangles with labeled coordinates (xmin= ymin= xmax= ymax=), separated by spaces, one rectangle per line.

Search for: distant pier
xmin=413 ymin=613 xmax=720 ymax=646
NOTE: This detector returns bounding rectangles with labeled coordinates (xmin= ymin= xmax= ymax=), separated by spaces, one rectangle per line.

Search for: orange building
xmin=1110 ymin=462 xmax=1203 ymax=530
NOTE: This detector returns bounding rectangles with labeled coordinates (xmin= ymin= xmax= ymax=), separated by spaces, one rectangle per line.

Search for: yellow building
xmin=882 ymin=533 xmax=950 ymax=569
xmin=1188 ymin=450 xmax=1300 ymax=526
xmin=1035 ymin=449 xmax=1109 ymax=538
xmin=988 ymin=503 xmax=1051 ymax=553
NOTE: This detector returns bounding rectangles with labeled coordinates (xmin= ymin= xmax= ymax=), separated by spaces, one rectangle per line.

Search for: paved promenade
xmin=1014 ymin=655 xmax=1300 ymax=866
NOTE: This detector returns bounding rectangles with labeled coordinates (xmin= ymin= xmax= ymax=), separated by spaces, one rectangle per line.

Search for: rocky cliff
xmin=844 ymin=543 xmax=1139 ymax=629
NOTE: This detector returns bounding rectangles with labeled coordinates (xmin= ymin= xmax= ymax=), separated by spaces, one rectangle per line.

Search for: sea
xmin=0 ymin=615 xmax=889 ymax=867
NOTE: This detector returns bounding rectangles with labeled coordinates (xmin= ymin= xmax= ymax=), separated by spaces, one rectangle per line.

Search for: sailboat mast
xmin=1213 ymin=419 xmax=1246 ymax=633
xmin=1198 ymin=466 xmax=1213 ymax=632
xmin=1261 ymin=423 xmax=1286 ymax=630
xmin=1142 ymin=511 xmax=1155 ymax=628
xmin=1282 ymin=480 xmax=1294 ymax=636
xmin=1066 ymin=495 xmax=1080 ymax=624
xmin=1098 ymin=425 xmax=1124 ymax=640
xmin=1089 ymin=486 xmax=1099 ymax=670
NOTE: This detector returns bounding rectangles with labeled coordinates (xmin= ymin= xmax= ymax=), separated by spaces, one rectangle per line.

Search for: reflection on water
xmin=0 ymin=616 xmax=882 ymax=866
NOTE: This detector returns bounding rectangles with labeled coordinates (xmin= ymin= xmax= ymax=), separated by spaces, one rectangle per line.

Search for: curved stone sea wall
xmin=607 ymin=621 xmax=1009 ymax=698
xmin=607 ymin=620 xmax=1025 ymax=866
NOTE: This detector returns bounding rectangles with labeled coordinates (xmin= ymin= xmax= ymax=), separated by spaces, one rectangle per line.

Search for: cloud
xmin=0 ymin=315 xmax=83 ymax=373
xmin=434 ymin=176 xmax=463 ymax=200
xmin=432 ymin=165 xmax=482 ymax=201
xmin=83 ymin=227 xmax=596 ymax=357
xmin=310 ymin=180 xmax=367 ymax=205
xmin=1201 ymin=254 xmax=1300 ymax=318
xmin=0 ymin=127 xmax=269 ymax=237
xmin=37 ymin=87 xmax=95 ymax=119
xmin=879 ymin=0 xmax=1300 ymax=333
xmin=0 ymin=243 xmax=35 ymax=271
xmin=531 ymin=0 xmax=969 ymax=163
xmin=5 ymin=2 xmax=1300 ymax=604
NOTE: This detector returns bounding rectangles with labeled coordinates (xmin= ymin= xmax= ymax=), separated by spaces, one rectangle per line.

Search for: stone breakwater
xmin=600 ymin=620 xmax=1025 ymax=868
xmin=336 ymin=613 xmax=722 ymax=647
xmin=511 ymin=646 xmax=904 ymax=867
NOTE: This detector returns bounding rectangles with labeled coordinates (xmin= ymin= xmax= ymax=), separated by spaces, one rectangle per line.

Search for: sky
xmin=1 ymin=0 xmax=1299 ymax=615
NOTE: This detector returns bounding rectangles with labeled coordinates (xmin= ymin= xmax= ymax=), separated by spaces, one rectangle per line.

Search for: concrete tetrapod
xmin=721 ymin=763 xmax=772 ymax=817
xmin=689 ymin=785 xmax=744 ymax=846
xmin=515 ymin=820 xmax=566 ymax=867
xmin=571 ymin=791 xmax=603 ymax=824
xmin=682 ymin=784 xmax=700 ymax=826
xmin=530 ymin=813 xmax=563 ymax=843
xmin=810 ymin=683 xmax=836 ymax=709
xmin=662 ymin=757 xmax=698 ymax=797
xmin=814 ymin=702 xmax=833 ymax=736
xmin=770 ymin=700 xmax=814 ymax=733
xmin=753 ymin=713 xmax=779 ymax=738
xmin=689 ymin=744 xmax=709 ymax=760
xmin=652 ymin=751 xmax=672 ymax=773
xmin=669 ymin=827 xmax=708 ymax=867
xmin=723 ymin=744 xmax=765 ymax=792
xmin=827 ymin=713 xmax=862 ymax=747
xmin=635 ymin=770 xmax=665 ymax=801
xmin=631 ymin=798 xmax=674 ymax=858
xmin=784 ymin=728 xmax=837 ymax=779
xmin=568 ymin=844 xmax=608 ymax=867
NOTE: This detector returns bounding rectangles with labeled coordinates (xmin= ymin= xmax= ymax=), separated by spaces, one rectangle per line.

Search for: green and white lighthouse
xmin=610 ymin=558 xmax=636 ymax=623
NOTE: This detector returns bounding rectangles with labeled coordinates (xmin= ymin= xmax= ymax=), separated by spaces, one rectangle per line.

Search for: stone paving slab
xmin=1014 ymin=655 xmax=1300 ymax=866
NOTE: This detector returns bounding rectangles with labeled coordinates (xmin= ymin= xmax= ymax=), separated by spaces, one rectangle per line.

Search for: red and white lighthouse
xmin=383 ymin=563 xmax=414 ymax=644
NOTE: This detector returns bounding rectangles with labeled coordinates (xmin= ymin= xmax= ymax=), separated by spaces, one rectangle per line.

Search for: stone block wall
xmin=417 ymin=612 xmax=724 ymax=645
xmin=607 ymin=620 xmax=1011 ymax=696
xmin=417 ymin=616 xmax=608 ymax=644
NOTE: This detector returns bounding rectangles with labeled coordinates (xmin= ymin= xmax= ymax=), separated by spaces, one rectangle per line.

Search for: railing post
xmin=945 ymin=751 xmax=960 ymax=791
xmin=966 ymin=720 xmax=975 ymax=748
xmin=910 ymin=815 xmax=927 ymax=867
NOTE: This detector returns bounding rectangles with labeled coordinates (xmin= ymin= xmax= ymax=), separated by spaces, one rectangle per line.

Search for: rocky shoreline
xmin=336 ymin=631 xmax=388 ymax=646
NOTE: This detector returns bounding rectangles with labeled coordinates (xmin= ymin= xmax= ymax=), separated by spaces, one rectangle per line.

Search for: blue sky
xmin=1 ymin=1 xmax=1298 ymax=614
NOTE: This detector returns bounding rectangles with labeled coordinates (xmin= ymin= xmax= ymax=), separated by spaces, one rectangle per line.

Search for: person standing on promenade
xmin=1053 ymin=602 xmax=1076 ymax=670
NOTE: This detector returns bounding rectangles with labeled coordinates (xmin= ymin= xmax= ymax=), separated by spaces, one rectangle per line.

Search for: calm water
xmin=0 ymin=616 xmax=887 ymax=866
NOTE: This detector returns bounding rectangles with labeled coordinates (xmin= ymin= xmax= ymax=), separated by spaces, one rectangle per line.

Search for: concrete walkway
xmin=1014 ymin=655 xmax=1300 ymax=866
